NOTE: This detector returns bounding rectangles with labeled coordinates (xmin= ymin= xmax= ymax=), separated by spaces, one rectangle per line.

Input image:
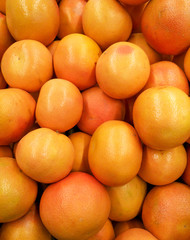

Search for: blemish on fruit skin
xmin=117 ymin=45 xmax=134 ymax=55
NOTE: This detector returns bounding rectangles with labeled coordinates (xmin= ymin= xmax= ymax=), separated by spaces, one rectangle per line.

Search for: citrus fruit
xmin=133 ymin=86 xmax=190 ymax=150
xmin=40 ymin=172 xmax=111 ymax=240
xmin=115 ymin=228 xmax=158 ymax=240
xmin=88 ymin=120 xmax=142 ymax=186
xmin=96 ymin=42 xmax=150 ymax=99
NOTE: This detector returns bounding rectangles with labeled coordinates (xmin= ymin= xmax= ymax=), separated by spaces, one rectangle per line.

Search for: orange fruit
xmin=87 ymin=219 xmax=115 ymax=240
xmin=0 ymin=157 xmax=38 ymax=223
xmin=82 ymin=0 xmax=132 ymax=50
xmin=54 ymin=33 xmax=102 ymax=90
xmin=47 ymin=40 xmax=60 ymax=56
xmin=184 ymin=48 xmax=190 ymax=82
xmin=0 ymin=0 xmax=6 ymax=14
xmin=141 ymin=61 xmax=189 ymax=95
xmin=0 ymin=204 xmax=51 ymax=240
xmin=141 ymin=0 xmax=190 ymax=55
xmin=77 ymin=86 xmax=125 ymax=135
xmin=182 ymin=145 xmax=190 ymax=185
xmin=96 ymin=42 xmax=150 ymax=99
xmin=0 ymin=12 xmax=14 ymax=61
xmin=0 ymin=88 xmax=36 ymax=145
xmin=6 ymin=0 xmax=59 ymax=46
xmin=106 ymin=176 xmax=147 ymax=221
xmin=0 ymin=71 xmax=7 ymax=89
xmin=115 ymin=228 xmax=158 ymax=240
xmin=68 ymin=131 xmax=91 ymax=173
xmin=35 ymin=78 xmax=83 ymax=132
xmin=128 ymin=33 xmax=162 ymax=64
xmin=0 ymin=145 xmax=13 ymax=158
xmin=187 ymin=138 xmax=190 ymax=144
xmin=114 ymin=219 xmax=144 ymax=237
xmin=142 ymin=182 xmax=190 ymax=240
xmin=58 ymin=0 xmax=86 ymax=38
xmin=133 ymin=86 xmax=190 ymax=150
xmin=88 ymin=120 xmax=142 ymax=186
xmin=138 ymin=145 xmax=187 ymax=185
xmin=119 ymin=0 xmax=149 ymax=6
xmin=123 ymin=2 xmax=148 ymax=33
xmin=40 ymin=172 xmax=111 ymax=240
xmin=1 ymin=39 xmax=53 ymax=92
xmin=15 ymin=128 xmax=74 ymax=183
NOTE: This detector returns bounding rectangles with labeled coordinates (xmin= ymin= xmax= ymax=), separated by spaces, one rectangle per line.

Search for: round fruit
xmin=0 ymin=157 xmax=38 ymax=223
xmin=77 ymin=86 xmax=125 ymax=135
xmin=40 ymin=172 xmax=111 ymax=240
xmin=1 ymin=39 xmax=53 ymax=92
xmin=54 ymin=33 xmax=102 ymax=90
xmin=0 ymin=204 xmax=51 ymax=240
xmin=15 ymin=128 xmax=74 ymax=183
xmin=88 ymin=120 xmax=142 ymax=186
xmin=106 ymin=176 xmax=147 ymax=221
xmin=133 ymin=86 xmax=190 ymax=150
xmin=141 ymin=0 xmax=190 ymax=55
xmin=138 ymin=145 xmax=187 ymax=185
xmin=6 ymin=0 xmax=59 ymax=46
xmin=35 ymin=78 xmax=83 ymax=133
xmin=96 ymin=42 xmax=150 ymax=99
xmin=82 ymin=0 xmax=132 ymax=50
xmin=0 ymin=88 xmax=36 ymax=145
xmin=142 ymin=182 xmax=190 ymax=240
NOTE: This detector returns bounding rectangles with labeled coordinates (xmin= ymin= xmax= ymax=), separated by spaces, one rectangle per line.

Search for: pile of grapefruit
xmin=0 ymin=0 xmax=190 ymax=239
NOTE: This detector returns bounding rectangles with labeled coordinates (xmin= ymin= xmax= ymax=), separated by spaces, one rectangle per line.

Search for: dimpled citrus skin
xmin=133 ymin=86 xmax=190 ymax=150
xmin=40 ymin=172 xmax=111 ymax=240
xmin=96 ymin=42 xmax=150 ymax=99
xmin=6 ymin=0 xmax=59 ymax=46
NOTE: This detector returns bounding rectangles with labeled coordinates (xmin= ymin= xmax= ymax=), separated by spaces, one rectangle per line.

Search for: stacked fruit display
xmin=0 ymin=0 xmax=190 ymax=239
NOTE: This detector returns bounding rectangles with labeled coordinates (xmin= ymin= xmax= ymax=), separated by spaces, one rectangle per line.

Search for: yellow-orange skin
xmin=138 ymin=145 xmax=187 ymax=185
xmin=115 ymin=228 xmax=158 ymax=240
xmin=0 ymin=13 xmax=14 ymax=60
xmin=6 ymin=0 xmax=59 ymax=46
xmin=128 ymin=33 xmax=162 ymax=64
xmin=142 ymin=182 xmax=190 ymax=240
xmin=182 ymin=145 xmax=190 ymax=185
xmin=184 ymin=48 xmax=190 ymax=82
xmin=40 ymin=172 xmax=111 ymax=240
xmin=0 ymin=204 xmax=51 ymax=240
xmin=0 ymin=88 xmax=36 ymax=145
xmin=96 ymin=42 xmax=150 ymax=99
xmin=68 ymin=131 xmax=91 ymax=173
xmin=82 ymin=0 xmax=132 ymax=50
xmin=36 ymin=78 xmax=83 ymax=133
xmin=87 ymin=219 xmax=115 ymax=240
xmin=15 ymin=128 xmax=74 ymax=183
xmin=114 ymin=219 xmax=144 ymax=237
xmin=58 ymin=0 xmax=86 ymax=38
xmin=133 ymin=86 xmax=190 ymax=150
xmin=142 ymin=61 xmax=189 ymax=95
xmin=88 ymin=120 xmax=143 ymax=187
xmin=77 ymin=86 xmax=126 ymax=135
xmin=1 ymin=40 xmax=53 ymax=92
xmin=0 ymin=157 xmax=38 ymax=223
xmin=141 ymin=0 xmax=190 ymax=55
xmin=106 ymin=176 xmax=147 ymax=221
xmin=54 ymin=33 xmax=102 ymax=90
xmin=0 ymin=146 xmax=13 ymax=158
xmin=173 ymin=51 xmax=186 ymax=71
